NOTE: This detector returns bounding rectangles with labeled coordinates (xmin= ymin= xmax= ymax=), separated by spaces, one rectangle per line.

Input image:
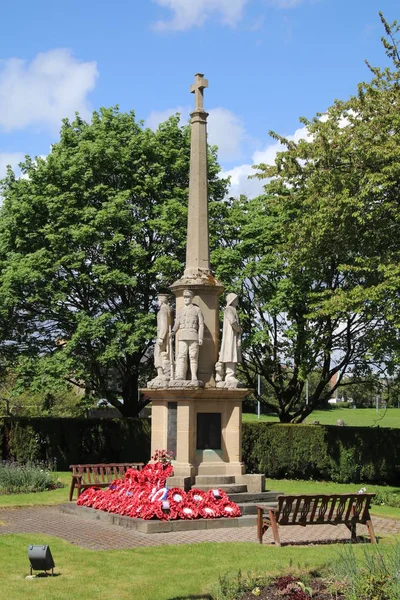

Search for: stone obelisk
xmin=143 ymin=74 xmax=263 ymax=492
xmin=184 ymin=73 xmax=211 ymax=279
xmin=170 ymin=73 xmax=224 ymax=385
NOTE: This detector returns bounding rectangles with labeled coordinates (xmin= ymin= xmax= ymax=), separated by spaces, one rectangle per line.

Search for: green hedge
xmin=0 ymin=417 xmax=151 ymax=470
xmin=2 ymin=418 xmax=400 ymax=485
xmin=242 ymin=422 xmax=400 ymax=485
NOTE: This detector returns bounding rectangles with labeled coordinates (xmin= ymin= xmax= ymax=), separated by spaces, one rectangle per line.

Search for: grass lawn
xmin=2 ymin=473 xmax=400 ymax=598
xmin=0 ymin=532 xmax=395 ymax=600
xmin=244 ymin=407 xmax=400 ymax=428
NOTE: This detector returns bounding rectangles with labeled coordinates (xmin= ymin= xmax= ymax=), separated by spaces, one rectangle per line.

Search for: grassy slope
xmin=243 ymin=407 xmax=400 ymax=428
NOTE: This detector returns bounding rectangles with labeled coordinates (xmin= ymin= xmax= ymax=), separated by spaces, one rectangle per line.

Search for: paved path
xmin=1 ymin=506 xmax=399 ymax=551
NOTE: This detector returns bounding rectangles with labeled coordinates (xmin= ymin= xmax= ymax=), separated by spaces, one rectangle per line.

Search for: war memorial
xmin=142 ymin=74 xmax=264 ymax=495
xmin=69 ymin=74 xmax=276 ymax=533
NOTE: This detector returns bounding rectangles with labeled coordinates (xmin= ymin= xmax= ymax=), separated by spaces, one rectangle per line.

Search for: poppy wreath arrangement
xmin=77 ymin=454 xmax=241 ymax=521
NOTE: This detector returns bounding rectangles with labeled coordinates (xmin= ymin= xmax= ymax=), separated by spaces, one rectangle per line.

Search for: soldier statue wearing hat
xmin=218 ymin=292 xmax=242 ymax=386
xmin=172 ymin=289 xmax=204 ymax=381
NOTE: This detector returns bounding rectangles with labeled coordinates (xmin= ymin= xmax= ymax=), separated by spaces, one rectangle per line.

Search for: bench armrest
xmin=257 ymin=505 xmax=277 ymax=514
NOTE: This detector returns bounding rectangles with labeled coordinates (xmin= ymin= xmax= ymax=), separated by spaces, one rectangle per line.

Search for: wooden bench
xmin=257 ymin=493 xmax=376 ymax=546
xmin=69 ymin=462 xmax=144 ymax=500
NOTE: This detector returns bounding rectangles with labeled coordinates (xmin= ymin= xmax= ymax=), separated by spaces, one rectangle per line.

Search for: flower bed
xmin=77 ymin=461 xmax=241 ymax=520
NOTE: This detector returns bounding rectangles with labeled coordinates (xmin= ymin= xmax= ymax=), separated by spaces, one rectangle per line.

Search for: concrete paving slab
xmin=1 ymin=505 xmax=399 ymax=551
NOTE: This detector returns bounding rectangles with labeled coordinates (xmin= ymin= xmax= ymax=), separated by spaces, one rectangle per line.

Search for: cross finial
xmin=190 ymin=73 xmax=208 ymax=110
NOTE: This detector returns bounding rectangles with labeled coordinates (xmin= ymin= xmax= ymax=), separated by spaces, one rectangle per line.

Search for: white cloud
xmin=223 ymin=124 xmax=309 ymax=197
xmin=146 ymin=105 xmax=246 ymax=162
xmin=146 ymin=106 xmax=191 ymax=130
xmin=0 ymin=49 xmax=98 ymax=133
xmin=152 ymin=0 xmax=249 ymax=31
xmin=207 ymin=107 xmax=246 ymax=162
xmin=0 ymin=152 xmax=25 ymax=180
xmin=221 ymin=162 xmax=264 ymax=198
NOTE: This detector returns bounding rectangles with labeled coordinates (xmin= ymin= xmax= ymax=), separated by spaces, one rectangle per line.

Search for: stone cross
xmin=190 ymin=73 xmax=208 ymax=110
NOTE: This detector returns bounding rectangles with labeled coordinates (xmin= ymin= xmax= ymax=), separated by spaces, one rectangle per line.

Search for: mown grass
xmin=243 ymin=407 xmax=400 ymax=428
xmin=1 ymin=472 xmax=400 ymax=598
xmin=1 ymin=533 xmax=396 ymax=600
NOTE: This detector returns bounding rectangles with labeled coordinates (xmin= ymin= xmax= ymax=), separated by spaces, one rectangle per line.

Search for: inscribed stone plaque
xmin=196 ymin=413 xmax=221 ymax=450
xmin=167 ymin=402 xmax=177 ymax=457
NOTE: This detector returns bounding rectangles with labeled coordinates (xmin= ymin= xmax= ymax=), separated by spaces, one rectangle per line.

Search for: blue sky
xmin=0 ymin=0 xmax=397 ymax=198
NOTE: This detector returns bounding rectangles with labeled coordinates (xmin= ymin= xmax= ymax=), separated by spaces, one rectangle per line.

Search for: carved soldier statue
xmin=172 ymin=289 xmax=204 ymax=381
xmin=154 ymin=294 xmax=172 ymax=379
xmin=218 ymin=293 xmax=242 ymax=386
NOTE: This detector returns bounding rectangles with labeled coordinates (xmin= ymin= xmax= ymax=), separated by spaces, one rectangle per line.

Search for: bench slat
xmin=257 ymin=493 xmax=376 ymax=546
xmin=69 ymin=462 xmax=144 ymax=500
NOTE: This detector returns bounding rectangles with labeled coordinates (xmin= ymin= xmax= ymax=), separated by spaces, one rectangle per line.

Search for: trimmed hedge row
xmin=242 ymin=422 xmax=400 ymax=485
xmin=0 ymin=417 xmax=151 ymax=471
xmin=1 ymin=418 xmax=400 ymax=484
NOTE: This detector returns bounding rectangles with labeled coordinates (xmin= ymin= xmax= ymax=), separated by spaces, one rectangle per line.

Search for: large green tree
xmin=0 ymin=108 xmax=227 ymax=416
xmin=213 ymin=13 xmax=400 ymax=422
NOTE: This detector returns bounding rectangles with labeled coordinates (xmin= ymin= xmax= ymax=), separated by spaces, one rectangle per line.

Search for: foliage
xmin=331 ymin=541 xmax=400 ymax=600
xmin=0 ymin=470 xmax=71 ymax=506
xmin=0 ymin=368 xmax=84 ymax=417
xmin=213 ymin=14 xmax=400 ymax=423
xmin=373 ymin=488 xmax=400 ymax=508
xmin=213 ymin=570 xmax=269 ymax=600
xmin=0 ymin=108 xmax=228 ymax=417
xmin=0 ymin=416 xmax=151 ymax=469
xmin=242 ymin=421 xmax=400 ymax=484
xmin=0 ymin=460 xmax=62 ymax=494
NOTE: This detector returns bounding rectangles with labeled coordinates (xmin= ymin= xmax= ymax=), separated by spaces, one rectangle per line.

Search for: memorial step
xmin=194 ymin=483 xmax=248 ymax=493
xmin=227 ymin=491 xmax=283 ymax=504
xmin=236 ymin=502 xmax=277 ymax=515
xmin=194 ymin=475 xmax=236 ymax=486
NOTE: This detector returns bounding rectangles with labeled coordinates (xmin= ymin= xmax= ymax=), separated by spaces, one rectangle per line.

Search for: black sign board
xmin=196 ymin=412 xmax=222 ymax=450
xmin=167 ymin=402 xmax=177 ymax=457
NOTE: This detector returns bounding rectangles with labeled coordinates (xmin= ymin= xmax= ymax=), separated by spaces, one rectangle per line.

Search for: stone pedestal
xmin=143 ymin=387 xmax=249 ymax=484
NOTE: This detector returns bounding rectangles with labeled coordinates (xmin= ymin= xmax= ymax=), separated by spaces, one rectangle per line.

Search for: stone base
xmin=196 ymin=462 xmax=246 ymax=477
xmin=166 ymin=476 xmax=192 ymax=491
xmin=235 ymin=474 xmax=265 ymax=494
xmin=59 ymin=503 xmax=257 ymax=533
xmin=168 ymin=380 xmax=204 ymax=389
xmin=142 ymin=386 xmax=252 ymax=482
xmin=193 ymin=473 xmax=264 ymax=493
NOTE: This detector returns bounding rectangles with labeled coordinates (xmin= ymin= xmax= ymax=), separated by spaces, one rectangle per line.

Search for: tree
xmin=0 ymin=368 xmax=83 ymax=417
xmin=212 ymin=14 xmax=400 ymax=422
xmin=0 ymin=108 xmax=227 ymax=416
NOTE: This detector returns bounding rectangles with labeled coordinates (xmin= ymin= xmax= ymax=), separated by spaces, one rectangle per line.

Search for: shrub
xmin=0 ymin=460 xmax=61 ymax=494
xmin=242 ymin=422 xmax=400 ymax=484
xmin=330 ymin=541 xmax=400 ymax=600
xmin=373 ymin=489 xmax=400 ymax=508
xmin=1 ymin=417 xmax=151 ymax=470
xmin=213 ymin=570 xmax=269 ymax=600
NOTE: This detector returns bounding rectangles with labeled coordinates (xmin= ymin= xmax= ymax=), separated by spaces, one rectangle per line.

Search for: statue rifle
xmin=169 ymin=325 xmax=175 ymax=381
